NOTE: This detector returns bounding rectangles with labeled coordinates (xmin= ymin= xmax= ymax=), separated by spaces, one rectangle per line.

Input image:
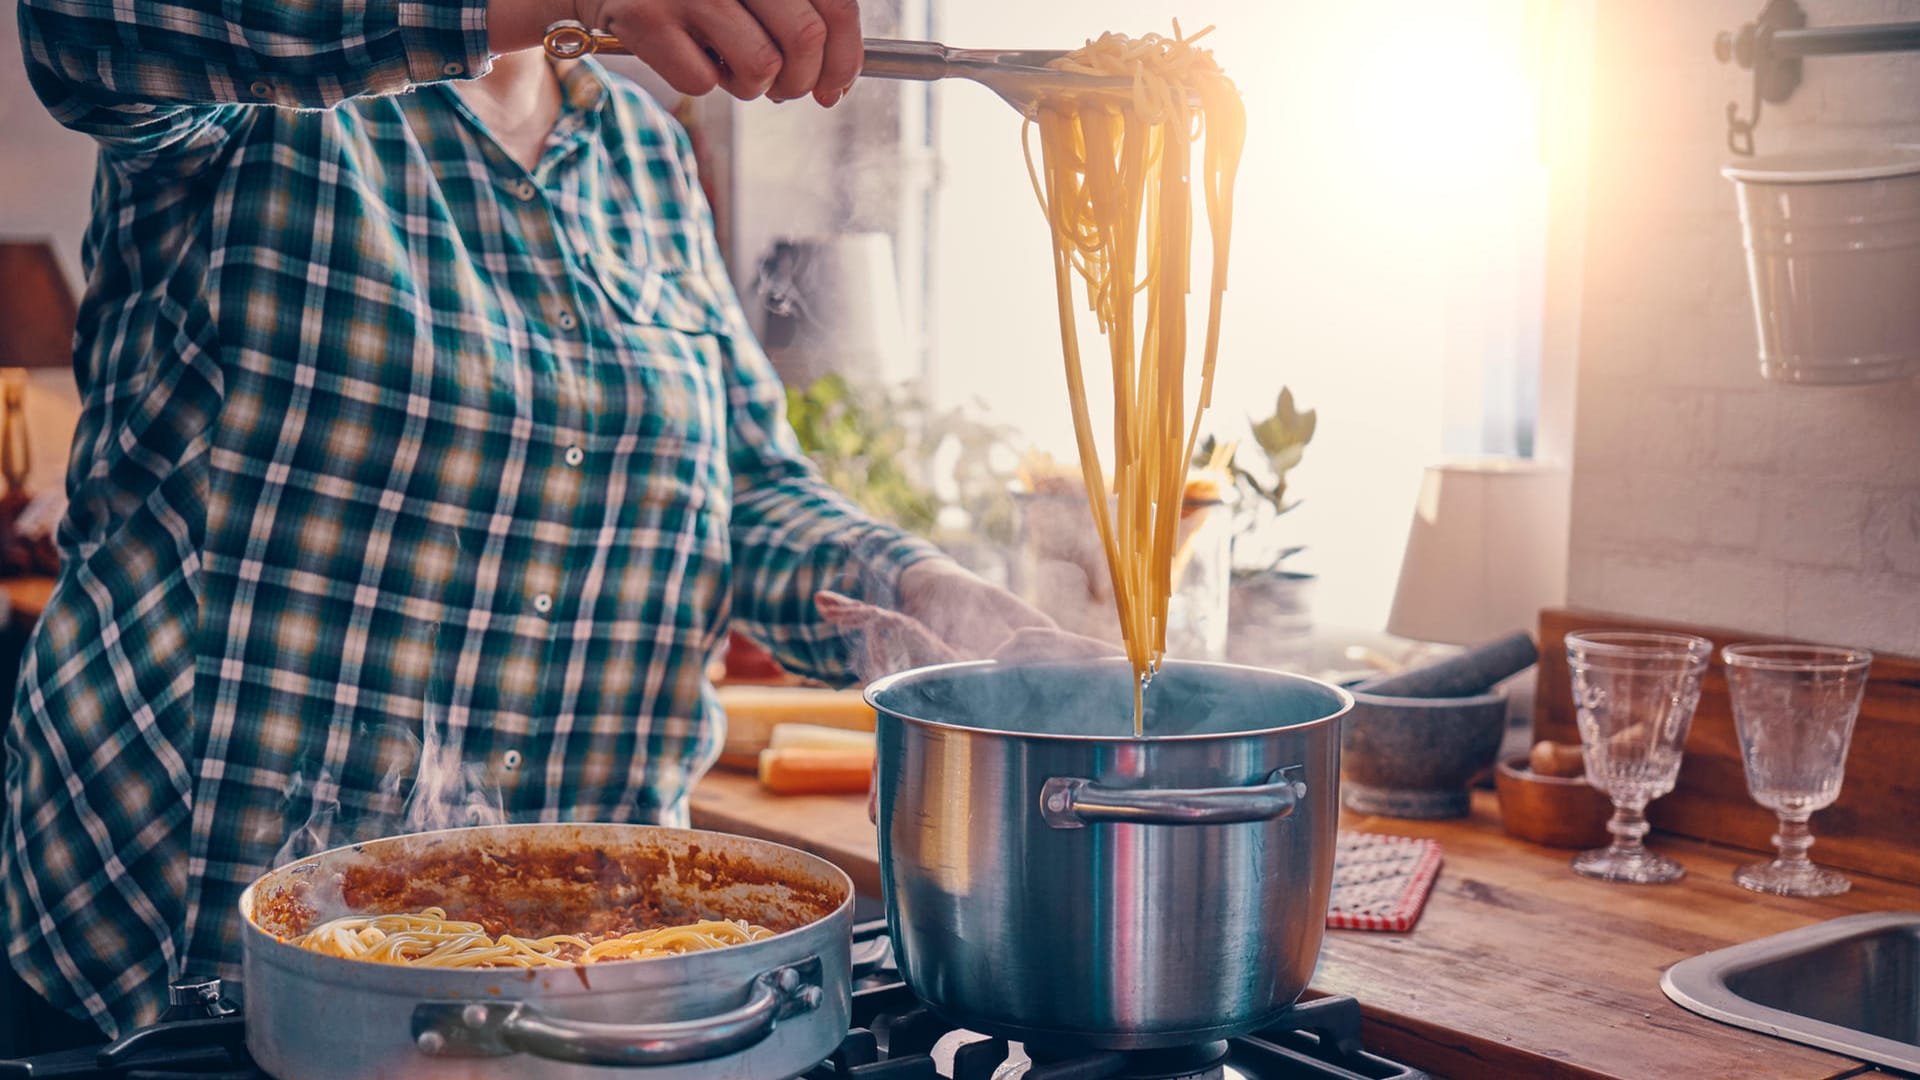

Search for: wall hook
xmin=1714 ymin=0 xmax=1920 ymax=156
xmin=1713 ymin=0 xmax=1805 ymax=156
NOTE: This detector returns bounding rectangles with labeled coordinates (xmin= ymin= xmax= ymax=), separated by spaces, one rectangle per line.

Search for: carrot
xmin=768 ymin=724 xmax=877 ymax=753
xmin=756 ymin=747 xmax=876 ymax=796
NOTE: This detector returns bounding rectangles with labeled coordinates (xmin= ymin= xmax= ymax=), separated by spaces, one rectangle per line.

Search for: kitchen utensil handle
xmin=1040 ymin=770 xmax=1306 ymax=829
xmin=860 ymin=40 xmax=952 ymax=81
xmin=543 ymin=20 xmax=624 ymax=59
xmin=411 ymin=958 xmax=825 ymax=1067
xmin=544 ymin=21 xmax=949 ymax=79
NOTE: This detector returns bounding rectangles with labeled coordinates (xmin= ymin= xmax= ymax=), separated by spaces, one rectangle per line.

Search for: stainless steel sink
xmin=1662 ymin=911 xmax=1920 ymax=1073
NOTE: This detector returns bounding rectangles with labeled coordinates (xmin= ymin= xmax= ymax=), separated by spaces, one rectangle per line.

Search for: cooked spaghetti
xmin=1026 ymin=25 xmax=1245 ymax=733
xmin=289 ymin=906 xmax=774 ymax=967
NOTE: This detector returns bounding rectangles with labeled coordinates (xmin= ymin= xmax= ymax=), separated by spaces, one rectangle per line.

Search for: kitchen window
xmin=725 ymin=0 xmax=1588 ymax=630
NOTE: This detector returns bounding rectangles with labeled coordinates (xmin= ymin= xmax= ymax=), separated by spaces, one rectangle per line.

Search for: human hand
xmin=815 ymin=567 xmax=1121 ymax=823
xmin=893 ymin=558 xmax=1060 ymax=659
xmin=818 ymin=559 xmax=1119 ymax=676
xmin=572 ymin=0 xmax=863 ymax=105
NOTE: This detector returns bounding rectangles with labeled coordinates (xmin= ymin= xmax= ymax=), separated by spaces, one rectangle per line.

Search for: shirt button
xmin=514 ymin=179 xmax=537 ymax=201
xmin=250 ymin=80 xmax=273 ymax=98
xmin=502 ymin=749 xmax=522 ymax=770
xmin=555 ymin=305 xmax=578 ymax=331
xmin=564 ymin=446 xmax=584 ymax=467
xmin=533 ymin=593 xmax=554 ymax=614
xmin=443 ymin=61 xmax=465 ymax=76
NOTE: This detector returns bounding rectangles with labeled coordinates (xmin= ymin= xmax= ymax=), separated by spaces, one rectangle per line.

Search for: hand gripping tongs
xmin=541 ymin=21 xmax=1134 ymax=115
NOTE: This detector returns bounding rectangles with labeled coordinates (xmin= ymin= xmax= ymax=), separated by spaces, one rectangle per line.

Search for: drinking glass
xmin=1722 ymin=643 xmax=1873 ymax=897
xmin=1565 ymin=631 xmax=1713 ymax=884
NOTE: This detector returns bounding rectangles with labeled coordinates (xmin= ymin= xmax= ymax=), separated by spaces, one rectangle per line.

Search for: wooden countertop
xmin=691 ymin=768 xmax=1915 ymax=1080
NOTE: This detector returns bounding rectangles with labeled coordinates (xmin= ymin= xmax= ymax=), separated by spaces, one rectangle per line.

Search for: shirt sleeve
xmin=18 ymin=0 xmax=491 ymax=168
xmin=673 ymin=137 xmax=945 ymax=684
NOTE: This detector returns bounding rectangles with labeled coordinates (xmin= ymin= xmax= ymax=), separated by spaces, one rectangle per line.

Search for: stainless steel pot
xmin=866 ymin=659 xmax=1350 ymax=1050
xmin=240 ymin=823 xmax=853 ymax=1079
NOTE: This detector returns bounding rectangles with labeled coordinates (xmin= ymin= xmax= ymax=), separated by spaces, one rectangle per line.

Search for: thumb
xmin=814 ymin=590 xmax=961 ymax=679
xmin=815 ymin=589 xmax=878 ymax=629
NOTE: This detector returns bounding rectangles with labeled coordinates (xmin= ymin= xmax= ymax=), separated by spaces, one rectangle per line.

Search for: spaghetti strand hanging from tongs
xmin=1024 ymin=26 xmax=1246 ymax=735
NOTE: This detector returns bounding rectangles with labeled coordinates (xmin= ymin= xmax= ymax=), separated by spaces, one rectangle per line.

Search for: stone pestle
xmin=1352 ymin=631 xmax=1539 ymax=699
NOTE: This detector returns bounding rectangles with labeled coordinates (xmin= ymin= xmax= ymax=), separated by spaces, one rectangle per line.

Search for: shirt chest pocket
xmin=579 ymin=256 xmax=733 ymax=499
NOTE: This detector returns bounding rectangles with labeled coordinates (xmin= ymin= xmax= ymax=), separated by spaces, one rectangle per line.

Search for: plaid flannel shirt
xmin=8 ymin=0 xmax=939 ymax=1037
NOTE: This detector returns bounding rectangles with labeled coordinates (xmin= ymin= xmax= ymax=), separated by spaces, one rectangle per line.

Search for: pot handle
xmin=410 ymin=957 xmax=824 ymax=1067
xmin=1040 ymin=768 xmax=1306 ymax=829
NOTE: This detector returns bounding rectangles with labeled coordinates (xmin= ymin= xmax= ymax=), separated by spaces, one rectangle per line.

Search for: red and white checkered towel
xmin=1326 ymin=833 xmax=1444 ymax=932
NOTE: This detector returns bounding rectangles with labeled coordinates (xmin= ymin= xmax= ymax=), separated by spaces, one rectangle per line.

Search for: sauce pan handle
xmin=411 ymin=957 xmax=824 ymax=1067
xmin=1040 ymin=769 xmax=1306 ymax=829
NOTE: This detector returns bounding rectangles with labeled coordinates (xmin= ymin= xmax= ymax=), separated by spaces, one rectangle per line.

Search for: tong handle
xmin=860 ymin=39 xmax=953 ymax=81
xmin=543 ymin=21 xmax=626 ymax=59
xmin=542 ymin=22 xmax=1023 ymax=83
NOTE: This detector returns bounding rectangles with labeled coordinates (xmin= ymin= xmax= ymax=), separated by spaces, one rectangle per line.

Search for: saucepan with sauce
xmin=866 ymin=658 xmax=1350 ymax=1050
xmin=240 ymin=822 xmax=852 ymax=1078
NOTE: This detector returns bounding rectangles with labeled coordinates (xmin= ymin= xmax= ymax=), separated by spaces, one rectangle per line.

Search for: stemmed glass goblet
xmin=1723 ymin=643 xmax=1873 ymax=898
xmin=1566 ymin=631 xmax=1713 ymax=884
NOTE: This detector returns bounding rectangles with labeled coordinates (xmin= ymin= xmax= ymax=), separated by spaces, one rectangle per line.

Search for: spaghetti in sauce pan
xmin=239 ymin=823 xmax=856 ymax=1079
xmin=245 ymin=822 xmax=846 ymax=969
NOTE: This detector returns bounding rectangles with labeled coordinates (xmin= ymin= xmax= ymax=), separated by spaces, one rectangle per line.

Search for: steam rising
xmin=272 ymin=704 xmax=507 ymax=870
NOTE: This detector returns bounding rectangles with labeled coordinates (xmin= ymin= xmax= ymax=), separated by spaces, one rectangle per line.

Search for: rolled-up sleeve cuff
xmin=840 ymin=525 xmax=947 ymax=611
xmin=397 ymin=0 xmax=492 ymax=85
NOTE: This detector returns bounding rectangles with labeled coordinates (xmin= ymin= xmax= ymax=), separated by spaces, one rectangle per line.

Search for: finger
xmin=689 ymin=1 xmax=783 ymax=100
xmin=862 ymin=622 xmax=956 ymax=679
xmin=633 ymin=26 xmax=724 ymax=97
xmin=742 ymin=0 xmax=827 ymax=102
xmin=809 ymin=0 xmax=862 ymax=105
xmin=815 ymin=590 xmax=882 ymax=629
xmin=815 ymin=592 xmax=959 ymax=674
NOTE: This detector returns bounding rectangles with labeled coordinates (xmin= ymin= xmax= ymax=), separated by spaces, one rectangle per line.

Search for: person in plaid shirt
xmin=7 ymin=0 xmax=1058 ymax=1043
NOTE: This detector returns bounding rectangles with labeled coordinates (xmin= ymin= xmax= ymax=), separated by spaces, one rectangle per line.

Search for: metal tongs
xmin=541 ymin=21 xmax=1134 ymax=114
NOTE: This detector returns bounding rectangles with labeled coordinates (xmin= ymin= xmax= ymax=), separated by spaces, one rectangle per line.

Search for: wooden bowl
xmin=1494 ymin=754 xmax=1614 ymax=849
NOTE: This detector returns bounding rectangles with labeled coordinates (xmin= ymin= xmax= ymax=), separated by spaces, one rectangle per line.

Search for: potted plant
xmin=722 ymin=373 xmax=1023 ymax=682
xmin=783 ymin=373 xmax=1021 ymax=554
xmin=1195 ymin=387 xmax=1318 ymax=668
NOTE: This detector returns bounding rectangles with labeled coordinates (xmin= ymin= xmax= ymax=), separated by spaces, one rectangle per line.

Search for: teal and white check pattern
xmin=9 ymin=0 xmax=938 ymax=1037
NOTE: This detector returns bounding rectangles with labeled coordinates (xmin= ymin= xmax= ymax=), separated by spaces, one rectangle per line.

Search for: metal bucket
xmin=1725 ymin=146 xmax=1920 ymax=385
xmin=240 ymin=823 xmax=853 ymax=1079
xmin=866 ymin=659 xmax=1350 ymax=1050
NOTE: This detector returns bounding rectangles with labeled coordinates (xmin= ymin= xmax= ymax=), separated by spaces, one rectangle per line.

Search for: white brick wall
xmin=1566 ymin=0 xmax=1920 ymax=656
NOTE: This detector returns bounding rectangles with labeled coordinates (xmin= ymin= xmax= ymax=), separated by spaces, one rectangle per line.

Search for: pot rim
xmin=864 ymin=657 xmax=1354 ymax=742
xmin=1347 ymin=687 xmax=1506 ymax=708
xmin=239 ymin=822 xmax=855 ymax=994
xmin=1722 ymin=145 xmax=1920 ymax=184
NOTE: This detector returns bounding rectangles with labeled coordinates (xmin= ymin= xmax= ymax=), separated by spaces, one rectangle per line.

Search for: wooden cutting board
xmin=1535 ymin=608 xmax=1920 ymax=886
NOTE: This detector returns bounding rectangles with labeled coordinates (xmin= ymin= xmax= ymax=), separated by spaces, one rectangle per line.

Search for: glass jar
xmin=1009 ymin=489 xmax=1232 ymax=661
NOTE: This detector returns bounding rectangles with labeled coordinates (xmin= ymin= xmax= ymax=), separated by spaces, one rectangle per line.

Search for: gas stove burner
xmin=809 ymin=920 xmax=1427 ymax=1080
xmin=1003 ymin=1038 xmax=1232 ymax=1080
xmin=0 ymin=921 xmax=1425 ymax=1080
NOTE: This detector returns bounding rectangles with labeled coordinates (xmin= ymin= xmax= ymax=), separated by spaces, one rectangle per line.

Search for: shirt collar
xmin=554 ymin=56 xmax=610 ymax=116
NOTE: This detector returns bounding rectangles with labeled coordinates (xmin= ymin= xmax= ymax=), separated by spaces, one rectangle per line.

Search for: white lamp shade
xmin=1386 ymin=458 xmax=1571 ymax=646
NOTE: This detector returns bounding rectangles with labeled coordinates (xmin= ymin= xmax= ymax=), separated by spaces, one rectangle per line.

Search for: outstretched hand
xmin=816 ymin=558 xmax=1119 ymax=679
xmin=814 ymin=559 xmax=1122 ymax=823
